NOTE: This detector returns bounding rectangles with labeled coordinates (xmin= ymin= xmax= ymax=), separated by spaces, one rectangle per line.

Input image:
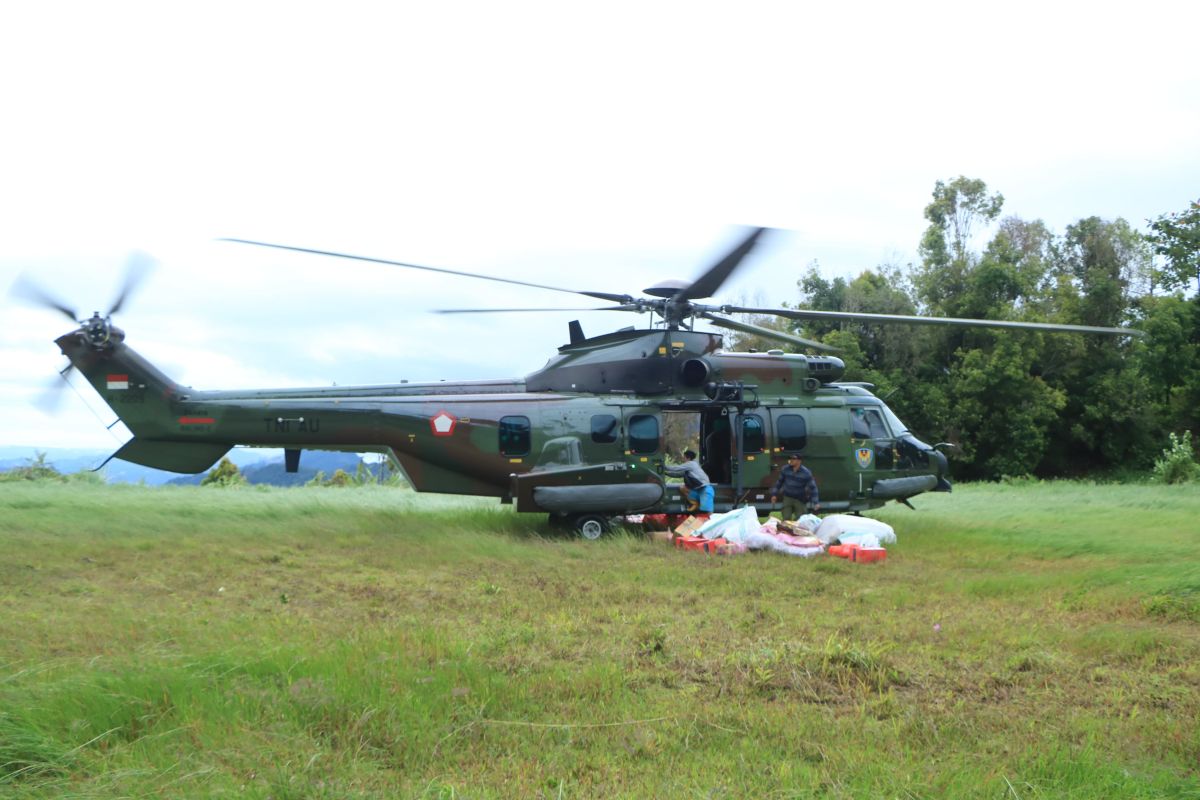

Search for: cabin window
xmin=498 ymin=415 xmax=531 ymax=456
xmin=777 ymin=414 xmax=807 ymax=452
xmin=741 ymin=414 xmax=765 ymax=453
xmin=591 ymin=414 xmax=618 ymax=444
xmin=627 ymin=414 xmax=659 ymax=454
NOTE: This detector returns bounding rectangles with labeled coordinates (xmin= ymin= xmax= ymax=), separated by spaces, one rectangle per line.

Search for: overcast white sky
xmin=2 ymin=0 xmax=1198 ymax=450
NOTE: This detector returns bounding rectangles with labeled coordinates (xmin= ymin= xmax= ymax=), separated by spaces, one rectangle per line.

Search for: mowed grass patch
xmin=1 ymin=480 xmax=1199 ymax=798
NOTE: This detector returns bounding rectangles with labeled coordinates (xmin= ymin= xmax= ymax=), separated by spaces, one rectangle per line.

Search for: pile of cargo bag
xmin=644 ymin=508 xmax=895 ymax=563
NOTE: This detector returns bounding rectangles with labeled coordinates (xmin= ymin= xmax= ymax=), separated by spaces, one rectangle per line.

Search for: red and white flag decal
xmin=107 ymin=374 xmax=129 ymax=390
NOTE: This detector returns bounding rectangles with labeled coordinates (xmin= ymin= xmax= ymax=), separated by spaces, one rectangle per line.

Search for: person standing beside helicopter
xmin=771 ymin=453 xmax=821 ymax=520
xmin=663 ymin=449 xmax=714 ymax=514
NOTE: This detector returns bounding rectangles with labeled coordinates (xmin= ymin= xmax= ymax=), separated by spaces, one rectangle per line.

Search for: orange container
xmin=700 ymin=538 xmax=729 ymax=554
xmin=850 ymin=547 xmax=887 ymax=563
xmin=829 ymin=544 xmax=859 ymax=559
xmin=674 ymin=535 xmax=707 ymax=550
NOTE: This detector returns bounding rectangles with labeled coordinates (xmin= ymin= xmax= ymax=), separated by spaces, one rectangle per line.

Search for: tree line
xmin=741 ymin=177 xmax=1199 ymax=481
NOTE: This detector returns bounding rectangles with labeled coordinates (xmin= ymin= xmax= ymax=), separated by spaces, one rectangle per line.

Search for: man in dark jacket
xmin=664 ymin=449 xmax=714 ymax=513
xmin=771 ymin=453 xmax=820 ymax=521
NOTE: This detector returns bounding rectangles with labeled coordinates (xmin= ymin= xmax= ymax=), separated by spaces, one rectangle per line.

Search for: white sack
xmin=796 ymin=514 xmax=822 ymax=532
xmin=696 ymin=506 xmax=762 ymax=544
xmin=814 ymin=514 xmax=896 ymax=546
xmin=836 ymin=532 xmax=881 ymax=548
xmin=743 ymin=531 xmax=824 ymax=558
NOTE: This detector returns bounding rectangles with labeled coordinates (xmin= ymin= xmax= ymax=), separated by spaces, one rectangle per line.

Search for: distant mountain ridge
xmin=0 ymin=447 xmax=389 ymax=487
xmin=165 ymin=451 xmax=383 ymax=486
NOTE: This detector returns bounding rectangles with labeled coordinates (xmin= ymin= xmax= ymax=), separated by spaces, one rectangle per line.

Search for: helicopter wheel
xmin=572 ymin=514 xmax=611 ymax=540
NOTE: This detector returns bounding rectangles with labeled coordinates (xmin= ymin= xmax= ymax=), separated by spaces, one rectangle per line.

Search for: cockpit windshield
xmin=880 ymin=404 xmax=910 ymax=436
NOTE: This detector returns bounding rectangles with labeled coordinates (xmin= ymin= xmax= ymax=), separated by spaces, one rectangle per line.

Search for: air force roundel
xmin=430 ymin=411 xmax=457 ymax=437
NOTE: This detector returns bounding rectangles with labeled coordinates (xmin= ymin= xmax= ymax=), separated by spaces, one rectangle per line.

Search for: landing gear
xmin=576 ymin=514 xmax=613 ymax=540
xmin=546 ymin=513 xmax=614 ymax=539
xmin=549 ymin=515 xmax=614 ymax=542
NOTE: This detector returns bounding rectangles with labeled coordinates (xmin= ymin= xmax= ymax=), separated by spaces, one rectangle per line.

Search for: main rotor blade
xmin=700 ymin=312 xmax=841 ymax=353
xmin=675 ymin=227 xmax=768 ymax=301
xmin=433 ymin=305 xmax=638 ymax=314
xmin=10 ymin=275 xmax=78 ymax=322
xmin=221 ymin=239 xmax=634 ymax=304
xmin=107 ymin=251 xmax=155 ymax=316
xmin=722 ymin=306 xmax=1146 ymax=338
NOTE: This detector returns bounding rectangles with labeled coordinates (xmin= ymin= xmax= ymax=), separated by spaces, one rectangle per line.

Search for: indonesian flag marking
xmin=430 ymin=411 xmax=457 ymax=437
xmin=107 ymin=374 xmax=129 ymax=390
xmin=179 ymin=417 xmax=215 ymax=425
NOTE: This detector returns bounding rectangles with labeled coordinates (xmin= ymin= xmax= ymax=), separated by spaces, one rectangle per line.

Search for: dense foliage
xmin=749 ymin=180 xmax=1200 ymax=481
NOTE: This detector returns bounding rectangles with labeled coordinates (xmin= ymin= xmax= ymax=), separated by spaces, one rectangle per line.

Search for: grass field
xmin=1 ymin=480 xmax=1199 ymax=798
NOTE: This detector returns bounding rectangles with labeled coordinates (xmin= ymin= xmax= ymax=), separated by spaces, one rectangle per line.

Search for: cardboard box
xmin=673 ymin=516 xmax=707 ymax=536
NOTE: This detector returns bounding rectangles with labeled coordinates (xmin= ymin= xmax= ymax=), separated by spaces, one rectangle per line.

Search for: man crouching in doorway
xmin=663 ymin=449 xmax=714 ymax=514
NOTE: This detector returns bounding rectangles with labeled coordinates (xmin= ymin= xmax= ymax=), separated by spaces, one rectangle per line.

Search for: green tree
xmin=945 ymin=335 xmax=1066 ymax=478
xmin=1056 ymin=217 xmax=1150 ymax=329
xmin=916 ymin=176 xmax=1005 ymax=315
xmin=968 ymin=217 xmax=1056 ymax=318
xmin=795 ymin=261 xmax=847 ymax=340
xmin=1034 ymin=218 xmax=1158 ymax=472
xmin=1147 ymin=199 xmax=1200 ymax=293
xmin=1135 ymin=294 xmax=1200 ymax=432
xmin=201 ymin=457 xmax=247 ymax=487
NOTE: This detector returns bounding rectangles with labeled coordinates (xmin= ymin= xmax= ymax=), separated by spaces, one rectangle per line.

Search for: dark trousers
xmin=780 ymin=494 xmax=808 ymax=521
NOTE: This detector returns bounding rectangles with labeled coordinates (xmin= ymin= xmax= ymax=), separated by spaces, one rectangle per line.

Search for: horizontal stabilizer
xmin=112 ymin=439 xmax=231 ymax=474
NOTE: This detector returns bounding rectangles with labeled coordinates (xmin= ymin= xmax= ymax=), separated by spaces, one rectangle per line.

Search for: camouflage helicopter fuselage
xmin=57 ymin=324 xmax=950 ymax=524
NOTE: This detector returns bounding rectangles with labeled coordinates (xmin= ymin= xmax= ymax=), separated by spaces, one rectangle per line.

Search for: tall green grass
xmin=2 ymin=481 xmax=1198 ymax=797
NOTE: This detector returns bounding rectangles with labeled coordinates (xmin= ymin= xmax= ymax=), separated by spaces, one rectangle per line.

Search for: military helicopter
xmin=17 ymin=229 xmax=1141 ymax=538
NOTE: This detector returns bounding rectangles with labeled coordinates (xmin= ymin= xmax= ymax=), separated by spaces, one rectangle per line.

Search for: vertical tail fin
xmin=56 ymin=326 xmax=231 ymax=472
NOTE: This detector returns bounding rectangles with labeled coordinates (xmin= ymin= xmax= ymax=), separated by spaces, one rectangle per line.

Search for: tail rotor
xmin=9 ymin=251 xmax=156 ymax=412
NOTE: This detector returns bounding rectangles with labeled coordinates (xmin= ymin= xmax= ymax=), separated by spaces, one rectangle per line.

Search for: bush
xmin=1152 ymin=430 xmax=1199 ymax=484
xmin=0 ymin=452 xmax=64 ymax=483
xmin=201 ymin=457 xmax=247 ymax=487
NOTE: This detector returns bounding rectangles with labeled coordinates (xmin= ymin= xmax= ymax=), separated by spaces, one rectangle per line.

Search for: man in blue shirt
xmin=771 ymin=453 xmax=820 ymax=521
xmin=664 ymin=449 xmax=714 ymax=514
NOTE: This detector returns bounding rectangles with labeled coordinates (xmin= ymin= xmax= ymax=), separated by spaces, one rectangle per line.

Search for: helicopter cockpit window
xmin=627 ymin=414 xmax=659 ymax=454
xmin=741 ymin=414 xmax=764 ymax=453
xmin=851 ymin=407 xmax=890 ymax=440
xmin=591 ymin=414 xmax=618 ymax=444
xmin=851 ymin=409 xmax=871 ymax=440
xmin=881 ymin=405 xmax=909 ymax=436
xmin=499 ymin=415 xmax=531 ymax=456
xmin=777 ymin=414 xmax=807 ymax=452
xmin=865 ymin=409 xmax=889 ymax=438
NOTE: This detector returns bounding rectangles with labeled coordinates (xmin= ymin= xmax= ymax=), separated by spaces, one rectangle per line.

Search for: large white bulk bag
xmin=814 ymin=514 xmax=897 ymax=546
